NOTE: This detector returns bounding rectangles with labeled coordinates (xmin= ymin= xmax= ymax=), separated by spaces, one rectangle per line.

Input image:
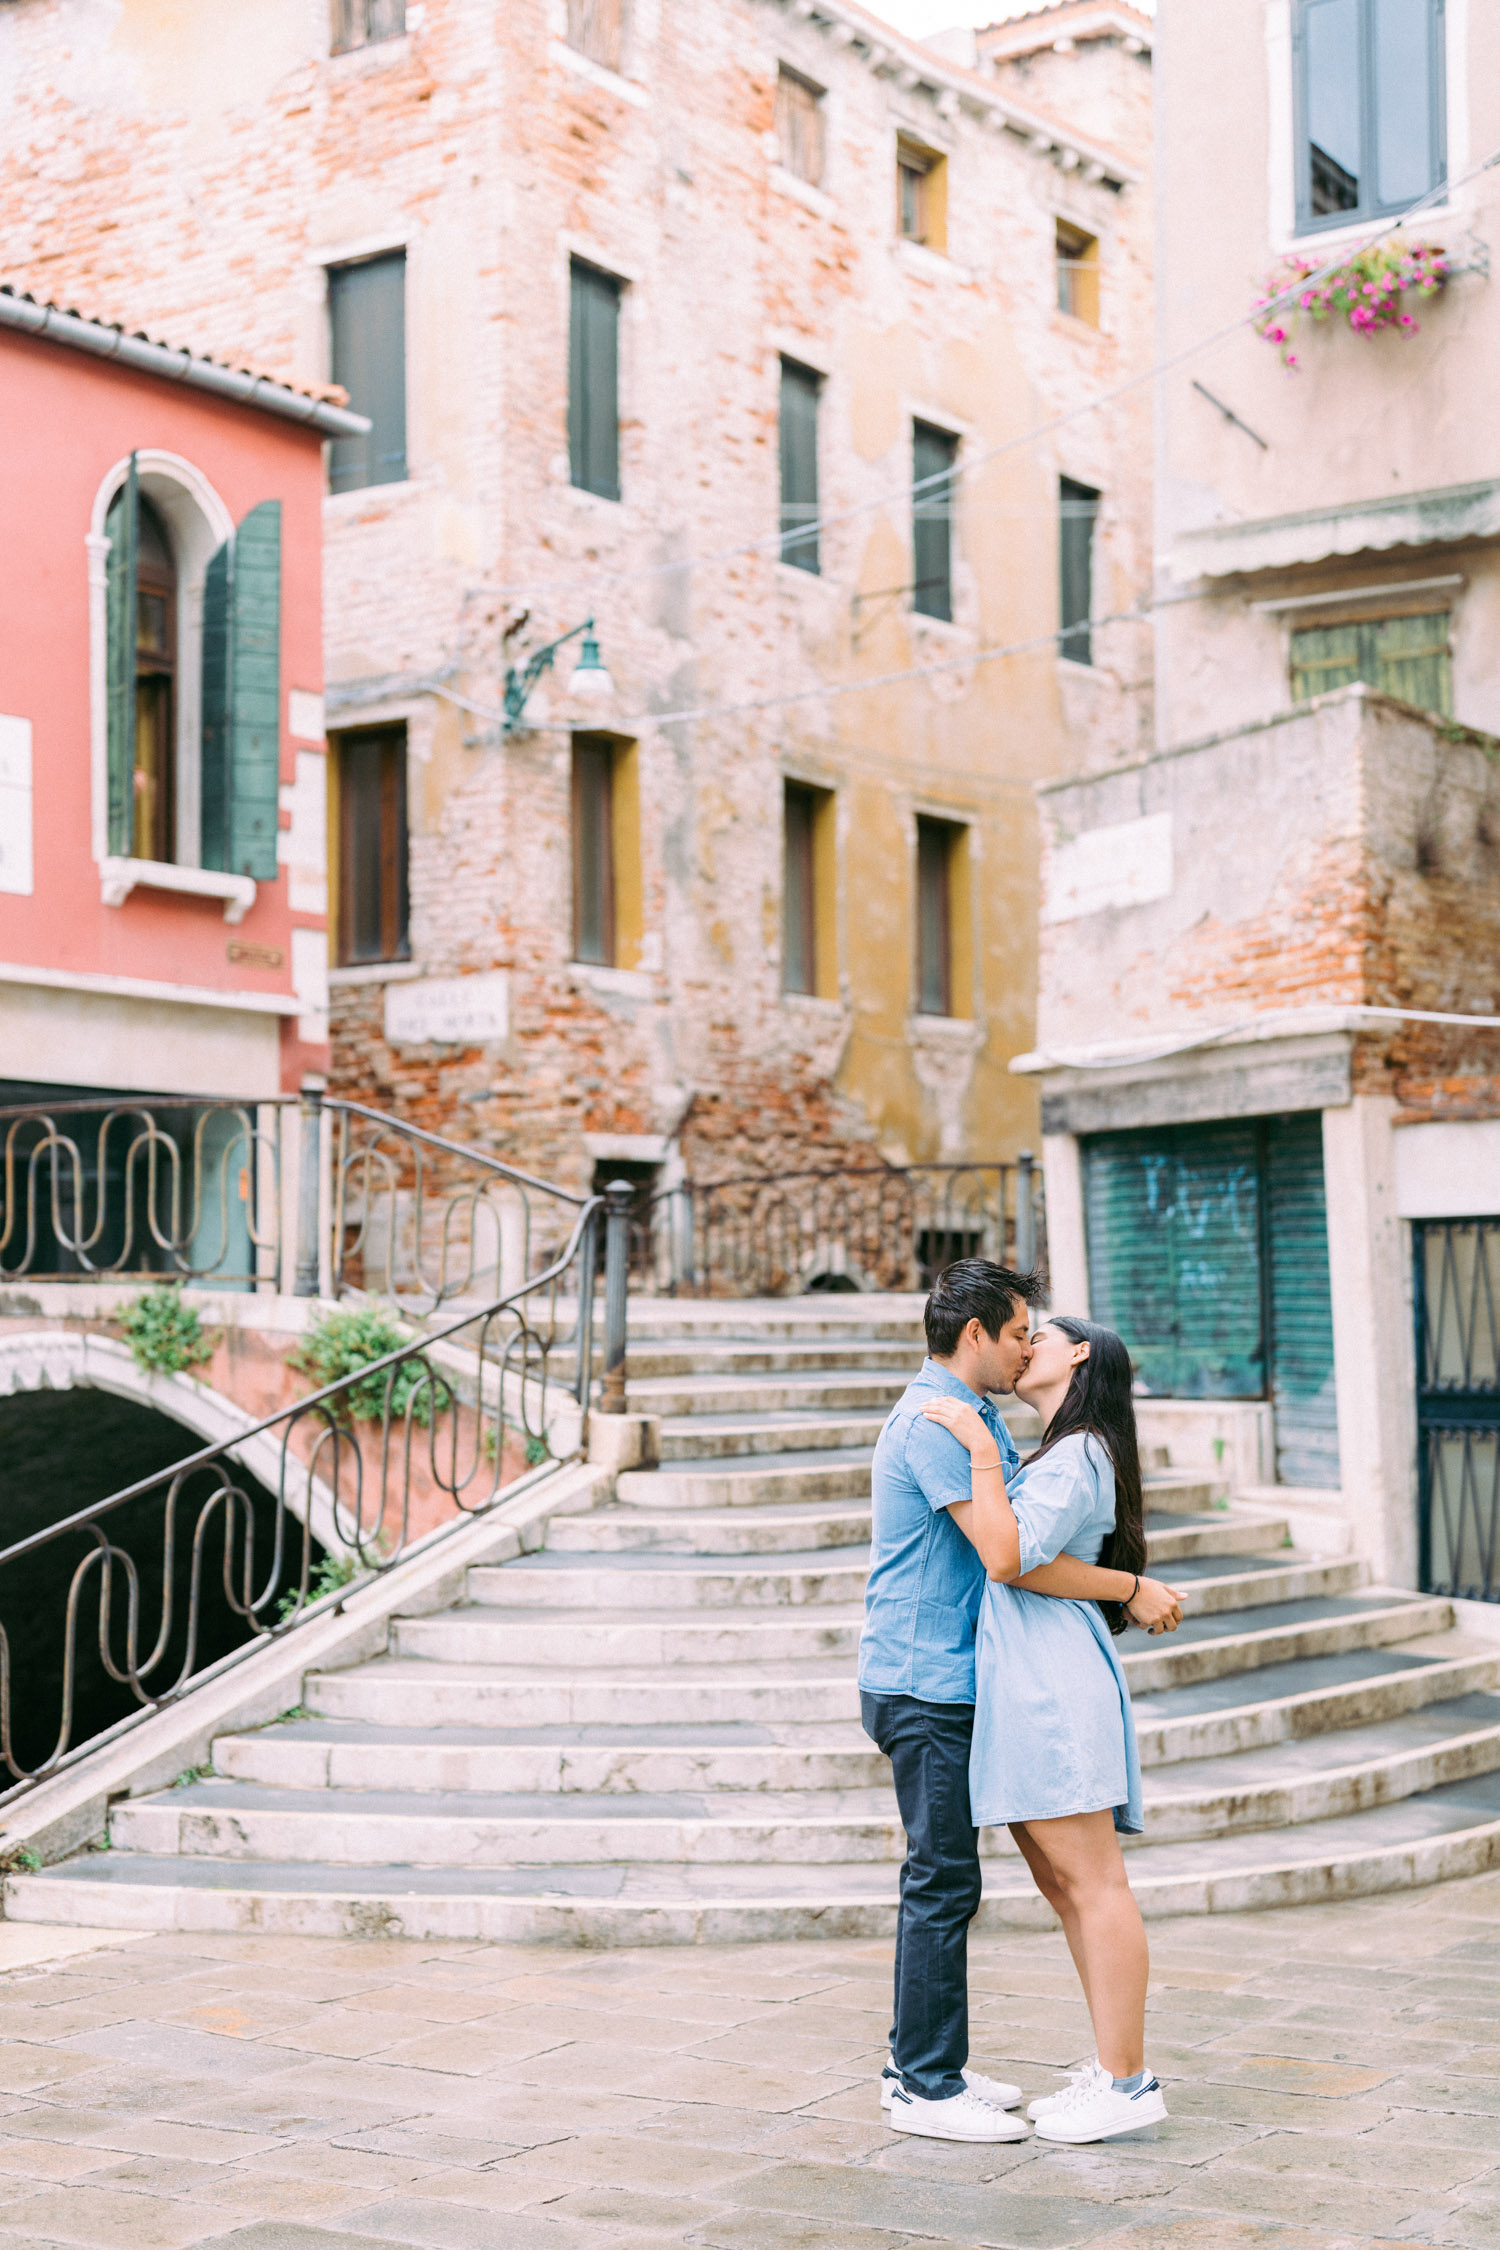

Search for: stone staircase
xmin=10 ymin=1297 xmax=1500 ymax=1942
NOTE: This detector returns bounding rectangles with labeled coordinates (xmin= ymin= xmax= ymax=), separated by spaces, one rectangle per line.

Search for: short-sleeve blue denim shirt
xmin=858 ymin=1358 xmax=1020 ymax=1706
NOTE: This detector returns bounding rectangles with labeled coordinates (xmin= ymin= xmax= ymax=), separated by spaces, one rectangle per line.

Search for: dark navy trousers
xmin=860 ymin=1689 xmax=981 ymax=2101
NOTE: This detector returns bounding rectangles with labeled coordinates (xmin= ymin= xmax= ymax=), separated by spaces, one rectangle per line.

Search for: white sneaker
xmin=1026 ymin=2059 xmax=1107 ymax=2120
xmin=1033 ymin=2073 xmax=1167 ymax=2144
xmin=887 ymin=2083 xmax=1031 ymax=2143
xmin=881 ymin=2056 xmax=1022 ymax=2110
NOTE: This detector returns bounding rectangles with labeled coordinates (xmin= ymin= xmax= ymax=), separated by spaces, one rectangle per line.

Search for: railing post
xmin=1015 ymin=1150 xmax=1035 ymax=1273
xmin=599 ymin=1178 xmax=633 ymax=1413
xmin=294 ymin=1075 xmax=326 ymax=1299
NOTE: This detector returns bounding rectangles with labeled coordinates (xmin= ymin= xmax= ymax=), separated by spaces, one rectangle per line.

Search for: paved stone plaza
xmin=0 ymin=1873 xmax=1495 ymax=2250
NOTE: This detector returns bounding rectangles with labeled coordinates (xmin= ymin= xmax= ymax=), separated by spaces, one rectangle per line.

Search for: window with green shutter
xmin=912 ymin=421 xmax=957 ymax=621
xmin=328 ymin=254 xmax=407 ymax=495
xmin=201 ymin=502 xmax=283 ymax=883
xmin=1059 ymin=476 xmax=1099 ymax=665
xmin=569 ymin=261 xmax=622 ymax=501
xmin=104 ymin=456 xmax=140 ymax=859
xmin=779 ymin=359 xmax=821 ymax=573
xmin=1290 ymin=611 xmax=1452 ymax=714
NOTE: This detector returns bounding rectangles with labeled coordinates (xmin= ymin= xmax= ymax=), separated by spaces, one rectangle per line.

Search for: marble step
xmin=459 ymin=1548 xmax=1360 ymax=1617
xmin=195 ymin=1691 xmax=1500 ymax=1849
xmin=544 ymin=1501 xmax=1285 ymax=1564
xmin=305 ymin=1654 xmax=866 ymax=1728
xmin=1132 ymin=1641 xmax=1500 ymax=1764
xmin=612 ymin=1338 xmax=920 ymax=1380
xmin=614 ymin=1451 xmax=873 ymax=1511
xmin=655 ymin=1411 xmax=890 ymax=1461
xmin=625 ymin=1371 xmax=910 ymax=1418
xmin=17 ymin=1765 xmax=1500 ymax=1941
xmin=623 ymin=1298 xmax=927 ymax=1343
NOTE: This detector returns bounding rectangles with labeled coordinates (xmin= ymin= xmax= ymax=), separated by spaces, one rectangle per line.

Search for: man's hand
xmin=1125 ymin=1576 xmax=1183 ymax=1634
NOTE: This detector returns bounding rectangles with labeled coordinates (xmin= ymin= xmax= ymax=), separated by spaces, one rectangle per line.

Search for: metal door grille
xmin=1415 ymin=1218 xmax=1500 ymax=1602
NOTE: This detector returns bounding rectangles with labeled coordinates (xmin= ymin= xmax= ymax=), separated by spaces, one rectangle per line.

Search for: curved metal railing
xmin=633 ymin=1156 xmax=1043 ymax=1298
xmin=0 ymin=1190 xmax=619 ymax=1806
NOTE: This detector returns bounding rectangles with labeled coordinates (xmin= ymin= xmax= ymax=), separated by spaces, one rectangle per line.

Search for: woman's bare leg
xmin=1009 ymin=1822 xmax=1093 ymax=2018
xmin=1016 ymin=1810 xmax=1147 ymax=2078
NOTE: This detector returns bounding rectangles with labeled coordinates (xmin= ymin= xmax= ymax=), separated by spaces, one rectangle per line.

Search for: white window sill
xmin=100 ymin=857 xmax=256 ymax=925
xmin=769 ymin=165 xmax=835 ymax=219
xmin=781 ymin=989 xmax=846 ymax=1013
xmin=1279 ymin=202 xmax=1453 ymax=257
xmin=569 ymin=961 xmax=654 ymax=998
xmin=324 ymin=478 xmax=420 ymax=512
xmin=910 ymin=1011 xmax=980 ymax=1038
xmin=328 ymin=959 xmax=421 ymax=988
xmin=550 ymin=38 xmax=647 ymax=106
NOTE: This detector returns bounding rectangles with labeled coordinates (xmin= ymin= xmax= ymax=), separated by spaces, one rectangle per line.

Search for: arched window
xmin=97 ymin=451 xmax=282 ymax=903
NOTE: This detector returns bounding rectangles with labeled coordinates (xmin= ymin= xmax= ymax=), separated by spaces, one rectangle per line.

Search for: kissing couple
xmin=859 ymin=1259 xmax=1179 ymax=2147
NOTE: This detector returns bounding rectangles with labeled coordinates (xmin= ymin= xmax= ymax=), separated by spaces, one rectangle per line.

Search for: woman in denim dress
xmin=921 ymin=1316 xmax=1168 ymax=2147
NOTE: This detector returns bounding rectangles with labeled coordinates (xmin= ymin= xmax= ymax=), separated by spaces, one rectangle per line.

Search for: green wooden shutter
xmin=104 ymin=455 xmax=139 ymax=857
xmin=569 ymin=261 xmax=621 ymax=500
xmin=779 ymin=360 xmax=820 ymax=572
xmin=913 ymin=421 xmax=956 ymax=621
xmin=228 ymin=502 xmax=282 ymax=880
xmin=1374 ymin=611 xmax=1452 ymax=715
xmin=1264 ymin=1112 xmax=1340 ymax=1487
xmin=200 ymin=538 xmax=232 ymax=871
xmin=1290 ymin=621 xmax=1362 ymax=703
xmin=1083 ymin=1122 xmax=1266 ymax=1398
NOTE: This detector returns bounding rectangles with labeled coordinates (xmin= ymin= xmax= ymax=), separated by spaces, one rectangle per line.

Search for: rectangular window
xmin=779 ymin=359 xmax=821 ymax=574
xmin=569 ymin=260 xmax=622 ymax=502
xmin=327 ymin=253 xmax=407 ymax=495
xmin=1290 ymin=610 xmax=1453 ymax=712
xmin=567 ymin=0 xmax=625 ymax=71
xmin=912 ymin=422 xmax=958 ymax=623
xmin=775 ymin=65 xmax=825 ymax=186
xmin=783 ymin=781 xmax=834 ymax=996
xmin=1059 ymin=476 xmax=1100 ymax=665
xmin=331 ymin=0 xmax=405 ymax=53
xmin=336 ymin=726 xmax=409 ymax=966
xmin=1295 ymin=0 xmax=1445 ymax=232
xmin=897 ymin=137 xmax=946 ymax=251
xmin=1056 ymin=219 xmax=1100 ymax=325
xmin=916 ymin=815 xmax=970 ymax=1018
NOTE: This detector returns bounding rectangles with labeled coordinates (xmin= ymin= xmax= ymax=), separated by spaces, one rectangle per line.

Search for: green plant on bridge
xmin=288 ymin=1305 xmax=450 ymax=1428
xmin=118 ymin=1286 xmax=217 ymax=1378
xmin=274 ymin=1547 xmax=366 ymax=1626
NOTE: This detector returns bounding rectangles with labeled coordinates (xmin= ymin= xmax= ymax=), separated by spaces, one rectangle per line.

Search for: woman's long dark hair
xmin=1029 ymin=1316 xmax=1144 ymax=1635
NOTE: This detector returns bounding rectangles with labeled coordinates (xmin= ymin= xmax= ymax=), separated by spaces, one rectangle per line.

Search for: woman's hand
xmin=920 ymin=1397 xmax=997 ymax=1459
xmin=1125 ymin=1577 xmax=1183 ymax=1635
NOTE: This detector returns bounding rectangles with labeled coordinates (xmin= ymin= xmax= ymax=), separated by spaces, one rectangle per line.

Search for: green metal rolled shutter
xmin=1083 ymin=1122 xmax=1265 ymax=1399
xmin=569 ymin=261 xmax=620 ymax=501
xmin=779 ymin=359 xmax=820 ymax=572
xmin=1264 ymin=1112 xmax=1340 ymax=1487
xmin=104 ymin=455 xmax=139 ymax=857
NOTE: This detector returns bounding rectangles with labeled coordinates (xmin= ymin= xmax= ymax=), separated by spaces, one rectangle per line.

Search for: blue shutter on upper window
xmin=104 ymin=454 xmax=139 ymax=857
xmin=199 ymin=502 xmax=282 ymax=881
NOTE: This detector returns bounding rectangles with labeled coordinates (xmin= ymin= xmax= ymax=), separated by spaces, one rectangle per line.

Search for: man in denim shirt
xmin=861 ymin=1261 xmax=1177 ymax=2144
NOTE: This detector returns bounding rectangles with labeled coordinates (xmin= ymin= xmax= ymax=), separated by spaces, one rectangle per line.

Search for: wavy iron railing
xmin=633 ymin=1156 xmax=1043 ymax=1298
xmin=0 ymin=1183 xmax=636 ymax=1807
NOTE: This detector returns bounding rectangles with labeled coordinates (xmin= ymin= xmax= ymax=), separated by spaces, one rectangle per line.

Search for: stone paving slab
xmin=2 ymin=1873 xmax=1500 ymax=2247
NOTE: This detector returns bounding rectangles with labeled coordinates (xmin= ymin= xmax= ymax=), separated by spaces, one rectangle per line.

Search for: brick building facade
xmin=0 ymin=0 xmax=1153 ymax=1207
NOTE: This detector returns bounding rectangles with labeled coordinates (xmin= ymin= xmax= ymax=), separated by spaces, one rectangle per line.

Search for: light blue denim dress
xmin=969 ymin=1432 xmax=1144 ymax=1835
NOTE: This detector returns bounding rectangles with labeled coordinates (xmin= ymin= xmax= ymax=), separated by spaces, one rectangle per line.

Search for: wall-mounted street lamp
xmin=503 ymin=618 xmax=613 ymax=733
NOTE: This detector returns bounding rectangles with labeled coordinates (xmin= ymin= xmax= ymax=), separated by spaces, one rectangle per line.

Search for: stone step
xmin=113 ymin=1693 xmax=1500 ymax=1867
xmin=305 ymin=1655 xmax=864 ymax=1728
xmin=656 ymin=1411 xmax=890 ymax=1461
xmin=16 ymin=1764 xmax=1500 ymax=1941
xmin=1140 ymin=1472 xmax=1231 ymax=1516
xmin=545 ymin=1500 xmax=874 ymax=1556
xmin=626 ymin=1371 xmax=910 ymax=1418
xmin=1145 ymin=1511 xmax=1291 ymax=1563
xmin=612 ymin=1338 xmax=921 ymax=1380
xmin=468 ymin=1550 xmax=870 ymax=1611
xmin=624 ymin=1297 xmax=927 ymax=1343
xmin=615 ymin=1451 xmax=872 ymax=1511
xmin=214 ymin=1716 xmax=888 ymax=1796
xmin=1133 ymin=1643 xmax=1500 ymax=1764
xmin=389 ymin=1587 xmax=1444 ymax=1680
xmin=458 ymin=1547 xmax=1360 ymax=1617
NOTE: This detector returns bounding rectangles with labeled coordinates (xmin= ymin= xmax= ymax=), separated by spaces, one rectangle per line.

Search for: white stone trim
xmin=99 ymin=857 xmax=256 ymax=923
xmin=0 ymin=958 xmax=301 ymax=1016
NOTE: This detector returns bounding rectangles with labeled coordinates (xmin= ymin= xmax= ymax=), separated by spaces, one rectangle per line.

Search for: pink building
xmin=0 ymin=287 xmax=363 ymax=1124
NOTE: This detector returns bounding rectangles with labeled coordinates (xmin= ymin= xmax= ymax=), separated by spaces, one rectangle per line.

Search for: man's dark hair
xmin=923 ymin=1259 xmax=1044 ymax=1357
